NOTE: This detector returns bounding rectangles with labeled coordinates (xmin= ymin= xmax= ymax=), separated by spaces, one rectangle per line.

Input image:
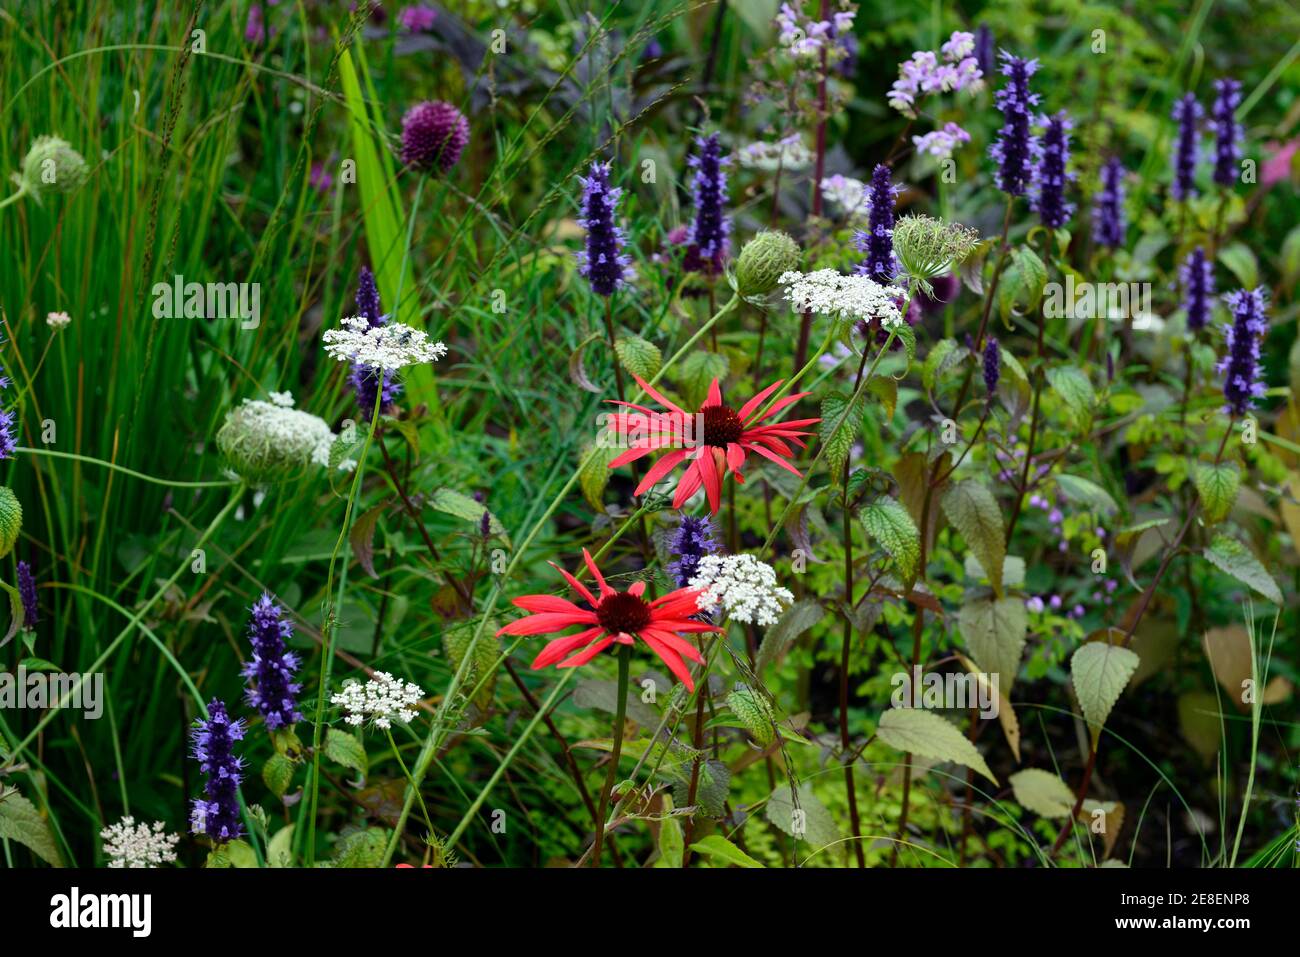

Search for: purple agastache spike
xmin=973 ymin=24 xmax=995 ymax=79
xmin=1031 ymin=111 xmax=1075 ymax=228
xmin=1180 ymin=247 xmax=1215 ymax=333
xmin=190 ymin=700 xmax=246 ymax=844
xmin=577 ymin=161 xmax=634 ymax=296
xmin=241 ymin=593 xmax=302 ymax=731
xmin=1218 ymin=287 xmax=1269 ymax=416
xmin=17 ymin=560 xmax=37 ymax=627
xmin=348 ymin=267 xmax=402 ymax=416
xmin=989 ymin=51 xmax=1041 ymax=197
xmin=666 ymin=514 xmax=721 ymax=589
xmin=0 ymin=349 xmax=14 ymax=461
xmin=355 ymin=266 xmax=382 ymax=327
xmin=1171 ymin=93 xmax=1202 ymax=201
xmin=1091 ymin=157 xmax=1126 ymax=248
xmin=1210 ymin=79 xmax=1243 ymax=187
xmin=983 ymin=337 xmax=1000 ymax=394
xmin=684 ymin=133 xmax=731 ymax=276
xmin=853 ymin=164 xmax=899 ymax=284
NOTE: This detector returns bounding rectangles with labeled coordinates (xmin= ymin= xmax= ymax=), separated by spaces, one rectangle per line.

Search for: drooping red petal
xmin=639 ymin=633 xmax=695 ymax=690
xmin=672 ymin=459 xmax=705 ymax=509
xmin=531 ymin=627 xmax=606 ymax=668
xmin=633 ymin=447 xmax=690 ymax=495
xmin=725 ymin=442 xmax=746 ymax=474
xmin=511 ymin=594 xmax=594 ymax=616
xmin=498 ymin=611 xmax=597 ymax=636
xmin=640 ymin=627 xmax=707 ymax=664
xmin=557 ymin=636 xmax=616 ymax=669
xmin=747 ymin=441 xmax=805 ymax=476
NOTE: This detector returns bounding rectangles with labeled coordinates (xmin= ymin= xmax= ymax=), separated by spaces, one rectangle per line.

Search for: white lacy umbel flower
xmin=689 ymin=554 xmax=794 ymax=627
xmin=215 ymin=393 xmax=354 ymax=483
xmin=820 ymin=174 xmax=867 ymax=216
xmin=779 ymin=270 xmax=906 ymax=328
xmin=100 ymin=817 xmax=180 ymax=868
xmin=45 ymin=310 xmax=71 ymax=330
xmin=322 ymin=315 xmax=448 ymax=372
xmin=737 ymin=135 xmax=813 ymax=172
xmin=331 ymin=671 xmax=424 ymax=730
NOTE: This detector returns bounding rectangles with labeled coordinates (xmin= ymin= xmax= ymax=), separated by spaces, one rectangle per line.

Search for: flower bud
xmin=21 ymin=136 xmax=89 ymax=196
xmin=735 ymin=230 xmax=800 ymax=296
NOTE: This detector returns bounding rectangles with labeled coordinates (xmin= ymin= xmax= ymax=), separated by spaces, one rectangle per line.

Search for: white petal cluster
xmin=218 ymin=393 xmax=353 ymax=479
xmin=779 ymin=270 xmax=907 ymax=327
xmin=737 ymin=135 xmax=813 ymax=172
xmin=331 ymin=671 xmax=425 ymax=730
xmin=322 ymin=315 xmax=448 ymax=371
xmin=46 ymin=310 xmax=72 ymax=330
xmin=100 ymin=817 xmax=180 ymax=868
xmin=689 ymin=554 xmax=794 ymax=627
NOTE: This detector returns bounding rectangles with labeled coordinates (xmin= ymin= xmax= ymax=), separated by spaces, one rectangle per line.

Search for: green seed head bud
xmin=215 ymin=398 xmax=337 ymax=484
xmin=21 ymin=136 xmax=89 ymax=196
xmin=735 ymin=230 xmax=801 ymax=296
xmin=892 ymin=214 xmax=980 ymax=288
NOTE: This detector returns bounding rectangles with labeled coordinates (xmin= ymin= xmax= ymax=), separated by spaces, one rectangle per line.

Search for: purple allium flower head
xmin=190 ymin=699 xmax=246 ymax=843
xmin=988 ymin=52 xmax=1041 ymax=197
xmin=1170 ymin=93 xmax=1202 ymax=201
xmin=1180 ymin=247 xmax=1215 ymax=333
xmin=245 ymin=4 xmax=267 ymax=45
xmin=666 ymin=514 xmax=721 ymax=589
xmin=576 ymin=161 xmax=634 ymax=296
xmin=400 ymin=100 xmax=469 ymax=175
xmin=1031 ymin=111 xmax=1075 ymax=228
xmin=853 ymin=164 xmax=899 ymax=284
xmin=1217 ymin=287 xmax=1269 ymax=416
xmin=397 ymin=5 xmax=437 ymax=32
xmin=974 ymin=24 xmax=995 ymax=79
xmin=17 ymin=560 xmax=37 ymax=627
xmin=983 ymin=337 xmax=1000 ymax=394
xmin=1210 ymin=78 xmax=1243 ymax=187
xmin=683 ymin=133 xmax=731 ymax=276
xmin=241 ymin=593 xmax=302 ymax=731
xmin=1091 ymin=157 xmax=1126 ymax=248
xmin=348 ymin=267 xmax=402 ymax=415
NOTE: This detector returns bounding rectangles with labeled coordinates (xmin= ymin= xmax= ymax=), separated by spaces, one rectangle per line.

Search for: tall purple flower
xmin=1180 ymin=247 xmax=1215 ymax=333
xmin=989 ymin=52 xmax=1040 ymax=197
xmin=1092 ymin=157 xmax=1126 ymax=248
xmin=577 ymin=161 xmax=633 ymax=296
xmin=0 ymin=349 xmax=13 ymax=461
xmin=1031 ymin=111 xmax=1075 ymax=228
xmin=1210 ymin=79 xmax=1243 ymax=187
xmin=1170 ymin=93 xmax=1202 ymax=201
xmin=683 ymin=133 xmax=731 ymax=276
xmin=190 ymin=700 xmax=246 ymax=843
xmin=853 ymin=164 xmax=899 ymax=284
xmin=666 ymin=514 xmax=722 ymax=589
xmin=973 ymin=25 xmax=995 ymax=79
xmin=348 ymin=267 xmax=401 ymax=416
xmin=16 ymin=560 xmax=37 ymax=627
xmin=1217 ymin=287 xmax=1269 ymax=416
xmin=983 ymin=337 xmax=1000 ymax=394
xmin=241 ymin=593 xmax=302 ymax=731
xmin=400 ymin=100 xmax=469 ymax=175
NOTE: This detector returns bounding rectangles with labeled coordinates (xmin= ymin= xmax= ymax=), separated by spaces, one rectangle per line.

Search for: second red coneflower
xmin=606 ymin=373 xmax=820 ymax=514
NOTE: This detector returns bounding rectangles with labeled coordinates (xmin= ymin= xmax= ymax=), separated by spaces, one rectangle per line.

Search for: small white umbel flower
xmin=100 ymin=816 xmax=181 ymax=868
xmin=322 ymin=316 xmax=448 ymax=371
xmin=330 ymin=671 xmax=425 ymax=730
xmin=689 ymin=554 xmax=794 ymax=627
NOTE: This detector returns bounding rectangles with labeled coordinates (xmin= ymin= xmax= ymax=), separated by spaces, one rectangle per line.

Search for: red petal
xmin=639 ymin=633 xmax=695 ymax=690
xmin=629 ymin=371 xmax=686 ymax=415
xmin=641 ymin=627 xmax=706 ymax=664
xmin=704 ymin=378 xmax=723 ymax=408
xmin=582 ymin=549 xmax=614 ymax=598
xmin=700 ymin=449 xmax=723 ymax=514
xmin=557 ymin=637 xmax=616 ymax=669
xmin=512 ymin=594 xmax=595 ymax=616
xmin=633 ymin=447 xmax=690 ymax=495
xmin=499 ymin=612 xmax=596 ymax=636
xmin=550 ymin=562 xmax=598 ymax=606
xmin=736 ymin=379 xmax=784 ymax=421
xmin=531 ymin=627 xmax=605 ymax=668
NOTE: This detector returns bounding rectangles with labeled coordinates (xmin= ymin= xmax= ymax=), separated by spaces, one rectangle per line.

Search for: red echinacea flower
xmin=496 ymin=550 xmax=722 ymax=690
xmin=606 ymin=372 xmax=820 ymax=514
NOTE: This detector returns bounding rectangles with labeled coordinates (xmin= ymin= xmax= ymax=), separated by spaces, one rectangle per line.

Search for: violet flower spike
xmin=988 ymin=51 xmax=1041 ymax=197
xmin=1091 ymin=157 xmax=1126 ymax=248
xmin=853 ymin=164 xmax=899 ymax=284
xmin=1180 ymin=247 xmax=1215 ymax=333
xmin=983 ymin=337 xmax=1000 ymax=395
xmin=348 ymin=266 xmax=402 ymax=416
xmin=1170 ymin=92 xmax=1202 ymax=201
xmin=1210 ymin=78 xmax=1243 ymax=188
xmin=1217 ymin=287 xmax=1269 ymax=416
xmin=189 ymin=699 xmax=246 ymax=844
xmin=666 ymin=514 xmax=722 ymax=590
xmin=576 ymin=161 xmax=634 ymax=296
xmin=1031 ymin=111 xmax=1075 ymax=228
xmin=17 ymin=560 xmax=37 ymax=627
xmin=684 ymin=132 xmax=731 ymax=276
xmin=241 ymin=593 xmax=303 ymax=731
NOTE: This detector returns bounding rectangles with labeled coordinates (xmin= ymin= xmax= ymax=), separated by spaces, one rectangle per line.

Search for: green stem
xmin=591 ymin=644 xmax=631 ymax=867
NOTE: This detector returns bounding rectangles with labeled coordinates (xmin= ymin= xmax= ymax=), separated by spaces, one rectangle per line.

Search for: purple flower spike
xmin=853 ymin=164 xmax=899 ymax=284
xmin=1171 ymin=93 xmax=1202 ymax=201
xmin=577 ymin=161 xmax=634 ymax=296
xmin=1031 ymin=111 xmax=1075 ymax=228
xmin=983 ymin=337 xmax=1000 ymax=395
xmin=1091 ymin=157 xmax=1126 ymax=248
xmin=1210 ymin=79 xmax=1243 ymax=187
xmin=17 ymin=560 xmax=37 ymax=627
xmin=974 ymin=25 xmax=995 ymax=79
xmin=241 ymin=593 xmax=302 ymax=731
xmin=348 ymin=267 xmax=402 ymax=416
xmin=666 ymin=514 xmax=721 ymax=589
xmin=683 ymin=133 xmax=731 ymax=276
xmin=400 ymin=100 xmax=469 ymax=175
xmin=989 ymin=51 xmax=1041 ymax=197
xmin=190 ymin=700 xmax=246 ymax=844
xmin=1217 ymin=287 xmax=1269 ymax=416
xmin=1180 ymin=247 xmax=1215 ymax=333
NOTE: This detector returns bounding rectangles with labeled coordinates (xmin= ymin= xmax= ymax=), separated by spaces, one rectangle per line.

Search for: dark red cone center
xmin=701 ymin=404 xmax=744 ymax=448
xmin=596 ymin=591 xmax=652 ymax=635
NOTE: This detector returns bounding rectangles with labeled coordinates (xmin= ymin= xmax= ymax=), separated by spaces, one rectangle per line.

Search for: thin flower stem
xmin=603 ymin=296 xmax=626 ymax=401
xmin=591 ymin=644 xmax=631 ymax=866
xmin=386 ymin=728 xmax=435 ymax=837
xmin=0 ymin=183 xmax=27 ymax=209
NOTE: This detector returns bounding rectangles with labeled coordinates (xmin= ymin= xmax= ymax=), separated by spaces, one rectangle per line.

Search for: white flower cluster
xmin=46 ymin=310 xmax=71 ymax=330
xmin=100 ymin=816 xmax=180 ymax=868
xmin=737 ymin=135 xmax=813 ymax=172
xmin=224 ymin=394 xmax=353 ymax=473
xmin=689 ymin=554 xmax=794 ymax=627
xmin=322 ymin=315 xmax=448 ymax=371
xmin=331 ymin=671 xmax=425 ymax=730
xmin=779 ymin=270 xmax=906 ymax=328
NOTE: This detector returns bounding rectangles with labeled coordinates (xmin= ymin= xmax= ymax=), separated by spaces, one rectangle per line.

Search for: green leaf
xmin=349 ymin=502 xmax=386 ymax=579
xmin=867 ymin=376 xmax=898 ymax=420
xmin=614 ymin=335 xmax=662 ymax=381
xmin=922 ymin=338 xmax=966 ymax=393
xmin=941 ymin=480 xmax=1006 ymax=597
xmin=860 ymin=497 xmax=921 ymax=589
xmin=443 ymin=627 xmax=500 ymax=711
xmin=0 ymin=787 xmax=61 ymax=866
xmin=1009 ymin=769 xmax=1075 ymax=819
xmin=1280 ymin=224 xmax=1300 ymax=290
xmin=998 ymin=247 xmax=1048 ymax=319
xmin=820 ymin=391 xmax=863 ymax=482
xmin=689 ymin=834 xmax=765 ymax=868
xmin=680 ymin=351 xmax=729 ymax=408
xmin=892 ymin=322 xmax=917 ymax=371
xmin=765 ymin=784 xmax=842 ymax=853
xmin=330 ymin=827 xmax=390 ymax=868
xmin=324 ymin=727 xmax=368 ymax=776
xmin=1203 ymin=535 xmax=1282 ymax=605
xmin=963 ymin=554 xmax=1025 ymax=589
xmin=0 ymin=487 xmax=22 ymax=560
xmin=654 ymin=794 xmax=684 ymax=868
xmin=956 ymin=597 xmax=1028 ymax=694
xmin=877 ymin=708 xmax=997 ymax=784
xmin=427 ymin=489 xmax=509 ymax=546
xmin=1046 ymin=366 xmax=1096 ymax=428
xmin=266 ymin=824 xmax=295 ymax=867
xmin=262 ymin=753 xmax=294 ymax=799
xmin=755 ymin=600 xmax=826 ymax=674
xmin=726 ymin=685 xmax=777 ymax=747
xmin=578 ymin=443 xmax=618 ymax=511
xmin=572 ymin=677 xmax=660 ymax=728
xmin=1194 ymin=462 xmax=1240 ymax=525
xmin=1071 ymin=641 xmax=1140 ymax=738
xmin=1055 ymin=473 xmax=1120 ymax=516
xmin=1217 ymin=242 xmax=1259 ymax=289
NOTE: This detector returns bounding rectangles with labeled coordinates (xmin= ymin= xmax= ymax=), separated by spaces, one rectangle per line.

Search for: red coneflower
xmin=497 ymin=549 xmax=721 ymax=690
xmin=606 ymin=373 xmax=820 ymax=514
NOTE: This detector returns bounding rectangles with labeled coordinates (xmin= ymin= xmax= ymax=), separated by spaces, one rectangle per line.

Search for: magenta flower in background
xmin=1218 ymin=287 xmax=1269 ymax=416
xmin=1180 ymin=247 xmax=1215 ymax=333
xmin=397 ymin=5 xmax=437 ymax=32
xmin=1031 ymin=111 xmax=1075 ymax=228
xmin=309 ymin=161 xmax=333 ymax=193
xmin=577 ymin=161 xmax=633 ymax=296
xmin=1210 ymin=78 xmax=1243 ymax=187
xmin=189 ymin=700 xmax=246 ymax=843
xmin=1091 ymin=157 xmax=1126 ymax=248
xmin=989 ymin=52 xmax=1040 ymax=197
xmin=1171 ymin=92 xmax=1202 ymax=200
xmin=400 ymin=100 xmax=469 ymax=174
xmin=241 ymin=593 xmax=302 ymax=731
xmin=244 ymin=4 xmax=267 ymax=45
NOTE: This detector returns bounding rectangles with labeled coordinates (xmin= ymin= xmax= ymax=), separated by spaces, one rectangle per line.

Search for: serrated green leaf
xmin=1194 ymin=462 xmax=1240 ymax=524
xmin=956 ymin=596 xmax=1028 ymax=694
xmin=963 ymin=554 xmax=1025 ymax=588
xmin=1055 ymin=473 xmax=1120 ymax=516
xmin=1046 ymin=366 xmax=1096 ymax=429
xmin=726 ymin=685 xmax=777 ymax=747
xmin=654 ymin=794 xmax=683 ymax=868
xmin=427 ymin=489 xmax=509 ymax=546
xmin=0 ymin=787 xmax=61 ymax=866
xmin=765 ymin=784 xmax=842 ymax=853
xmin=0 ymin=488 xmax=22 ymax=560
xmin=922 ymin=338 xmax=965 ymax=393
xmin=1203 ymin=535 xmax=1282 ymax=604
xmin=755 ymin=599 xmax=826 ymax=673
xmin=324 ymin=727 xmax=368 ymax=776
xmin=941 ymin=480 xmax=1006 ymax=596
xmin=1217 ymin=242 xmax=1259 ymax=289
xmin=820 ymin=391 xmax=862 ymax=482
xmin=998 ymin=247 xmax=1048 ymax=319
xmin=330 ymin=827 xmax=390 ymax=868
xmin=860 ymin=497 xmax=921 ymax=588
xmin=877 ymin=708 xmax=997 ymax=783
xmin=680 ymin=351 xmax=729 ymax=408
xmin=262 ymin=753 xmax=294 ymax=798
xmin=266 ymin=824 xmax=295 ymax=867
xmin=443 ymin=626 xmax=500 ymax=711
xmin=689 ymin=834 xmax=765 ymax=868
xmin=614 ymin=335 xmax=662 ymax=381
xmin=1071 ymin=641 xmax=1140 ymax=738
xmin=579 ymin=443 xmax=618 ymax=511
xmin=1009 ymin=768 xmax=1075 ymax=819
